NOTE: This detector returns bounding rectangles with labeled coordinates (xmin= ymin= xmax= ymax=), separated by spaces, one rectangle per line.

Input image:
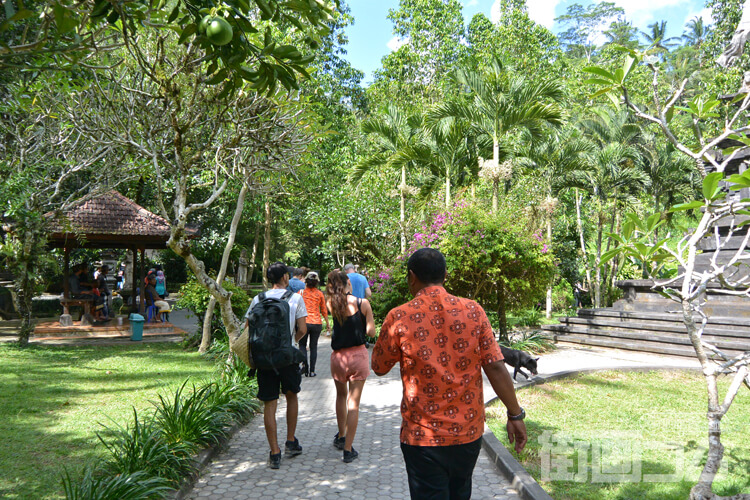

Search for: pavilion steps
xmin=542 ymin=309 xmax=749 ymax=358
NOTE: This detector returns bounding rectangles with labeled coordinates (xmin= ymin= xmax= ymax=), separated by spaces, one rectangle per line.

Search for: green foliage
xmin=97 ymin=409 xmax=194 ymax=485
xmin=514 ymin=308 xmax=543 ymax=327
xmin=176 ymin=277 xmax=250 ymax=320
xmin=61 ymin=467 xmax=172 ymax=500
xmin=552 ymin=281 xmax=574 ymax=312
xmin=152 ymin=382 xmax=231 ymax=449
xmin=437 ymin=203 xmax=556 ymax=315
xmin=499 ymin=330 xmax=556 ymax=354
xmin=0 ymin=0 xmax=338 ymax=95
xmin=369 ymin=260 xmax=410 ymax=322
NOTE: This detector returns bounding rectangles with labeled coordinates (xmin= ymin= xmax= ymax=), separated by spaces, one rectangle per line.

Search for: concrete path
xmin=187 ymin=336 xmax=521 ymax=500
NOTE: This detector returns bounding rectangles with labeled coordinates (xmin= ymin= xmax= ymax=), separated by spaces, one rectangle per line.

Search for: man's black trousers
xmin=400 ymin=438 xmax=482 ymax=500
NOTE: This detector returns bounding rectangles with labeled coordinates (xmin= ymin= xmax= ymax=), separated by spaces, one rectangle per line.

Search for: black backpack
xmin=247 ymin=291 xmax=303 ymax=371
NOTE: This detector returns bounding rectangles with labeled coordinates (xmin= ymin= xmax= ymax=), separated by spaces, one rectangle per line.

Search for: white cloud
xmin=527 ymin=0 xmax=564 ymax=29
xmin=611 ymin=0 xmax=686 ymax=27
xmin=464 ymin=0 xmax=479 ymax=7
xmin=491 ymin=0 xmax=562 ymax=28
xmin=684 ymin=7 xmax=714 ymax=27
xmin=387 ymin=36 xmax=407 ymax=52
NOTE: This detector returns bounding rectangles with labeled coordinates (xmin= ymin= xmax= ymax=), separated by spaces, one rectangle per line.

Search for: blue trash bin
xmin=129 ymin=313 xmax=145 ymax=341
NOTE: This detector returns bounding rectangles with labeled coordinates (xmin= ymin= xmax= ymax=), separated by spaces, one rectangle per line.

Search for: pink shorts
xmin=330 ymin=345 xmax=370 ymax=383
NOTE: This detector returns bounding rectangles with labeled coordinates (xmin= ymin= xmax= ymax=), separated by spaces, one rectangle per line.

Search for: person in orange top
xmin=298 ymin=271 xmax=329 ymax=377
xmin=371 ymin=248 xmax=527 ymax=500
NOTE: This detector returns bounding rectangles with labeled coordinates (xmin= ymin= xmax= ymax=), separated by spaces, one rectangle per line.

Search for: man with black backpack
xmin=245 ymin=262 xmax=308 ymax=469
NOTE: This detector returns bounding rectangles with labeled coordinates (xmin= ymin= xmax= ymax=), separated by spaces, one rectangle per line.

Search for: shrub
xmin=500 ymin=330 xmax=556 ymax=354
xmin=551 ymin=281 xmax=573 ymax=312
xmin=515 ymin=308 xmax=543 ymax=327
xmin=61 ymin=467 xmax=172 ymax=500
xmin=97 ymin=409 xmax=194 ymax=485
xmin=175 ymin=277 xmax=250 ymax=319
xmin=152 ymin=382 xmax=230 ymax=449
xmin=368 ymin=259 xmax=409 ymax=322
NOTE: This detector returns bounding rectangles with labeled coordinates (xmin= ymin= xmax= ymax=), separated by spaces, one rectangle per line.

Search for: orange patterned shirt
xmin=299 ymin=287 xmax=328 ymax=325
xmin=371 ymin=285 xmax=503 ymax=446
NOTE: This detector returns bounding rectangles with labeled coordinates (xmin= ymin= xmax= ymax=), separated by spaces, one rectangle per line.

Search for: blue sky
xmin=344 ymin=0 xmax=712 ymax=84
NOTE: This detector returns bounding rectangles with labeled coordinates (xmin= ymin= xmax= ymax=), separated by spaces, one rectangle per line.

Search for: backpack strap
xmin=258 ymin=292 xmax=266 ymax=302
xmin=280 ymin=290 xmax=294 ymax=302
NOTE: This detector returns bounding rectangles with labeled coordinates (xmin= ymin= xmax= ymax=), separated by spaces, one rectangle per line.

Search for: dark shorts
xmin=400 ymin=438 xmax=482 ymax=500
xmin=256 ymin=364 xmax=302 ymax=402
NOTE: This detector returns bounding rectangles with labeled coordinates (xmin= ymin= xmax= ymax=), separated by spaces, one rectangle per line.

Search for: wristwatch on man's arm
xmin=507 ymin=407 xmax=526 ymax=421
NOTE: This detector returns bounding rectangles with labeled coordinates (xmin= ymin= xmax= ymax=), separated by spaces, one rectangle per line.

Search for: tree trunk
xmin=262 ymin=200 xmax=272 ymax=290
xmin=575 ymin=189 xmax=593 ymax=289
xmin=594 ymin=211 xmax=604 ymax=308
xmin=545 ymin=216 xmax=553 ymax=319
xmin=492 ymin=140 xmax=500 ymax=213
xmin=445 ymin=165 xmax=451 ymax=208
xmin=200 ymin=184 xmax=249 ymax=353
xmin=14 ymin=230 xmax=39 ymax=346
xmin=248 ymin=223 xmax=261 ymax=284
xmin=168 ymin=234 xmax=242 ymax=353
xmin=400 ymin=164 xmax=407 ymax=253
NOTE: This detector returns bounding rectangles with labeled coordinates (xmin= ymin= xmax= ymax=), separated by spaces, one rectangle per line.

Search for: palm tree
xmin=641 ymin=20 xmax=679 ymax=56
xmin=517 ymin=126 xmax=592 ymax=317
xmin=402 ymin=117 xmax=479 ymax=208
xmin=352 ymin=104 xmax=422 ymax=253
xmin=428 ymin=55 xmax=564 ymax=212
xmin=569 ymin=109 xmax=650 ymax=308
xmin=640 ymin=133 xmax=698 ymax=223
xmin=682 ymin=16 xmax=711 ymax=67
xmin=682 ymin=16 xmax=710 ymax=48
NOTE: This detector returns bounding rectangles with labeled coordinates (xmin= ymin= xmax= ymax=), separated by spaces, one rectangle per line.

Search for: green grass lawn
xmin=488 ymin=370 xmax=750 ymax=500
xmin=0 ymin=343 xmax=218 ymax=500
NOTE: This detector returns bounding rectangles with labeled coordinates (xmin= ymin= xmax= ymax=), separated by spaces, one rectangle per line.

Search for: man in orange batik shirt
xmin=372 ymin=248 xmax=527 ymax=500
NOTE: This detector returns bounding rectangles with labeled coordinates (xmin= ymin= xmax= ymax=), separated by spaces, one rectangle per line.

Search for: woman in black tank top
xmin=326 ymin=271 xmax=376 ymax=463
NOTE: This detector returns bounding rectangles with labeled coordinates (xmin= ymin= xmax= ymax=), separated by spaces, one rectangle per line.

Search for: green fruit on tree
xmin=198 ymin=15 xmax=212 ymax=35
xmin=206 ymin=18 xmax=233 ymax=46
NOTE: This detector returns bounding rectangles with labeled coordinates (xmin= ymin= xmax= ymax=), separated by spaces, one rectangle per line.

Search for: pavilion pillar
xmin=131 ymin=247 xmax=138 ymax=313
xmin=59 ymin=247 xmax=73 ymax=326
xmin=139 ymin=247 xmax=146 ymax=314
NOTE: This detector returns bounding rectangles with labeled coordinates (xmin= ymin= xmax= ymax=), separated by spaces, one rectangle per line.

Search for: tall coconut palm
xmin=352 ymin=104 xmax=422 ymax=253
xmin=641 ymin=20 xmax=679 ymax=57
xmin=517 ymin=126 xmax=593 ymax=317
xmin=569 ymin=108 xmax=650 ymax=308
xmin=682 ymin=16 xmax=710 ymax=49
xmin=428 ymin=55 xmax=564 ymax=212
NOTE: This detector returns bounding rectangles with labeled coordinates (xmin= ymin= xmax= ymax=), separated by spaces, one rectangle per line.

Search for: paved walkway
xmin=187 ymin=336 xmax=520 ymax=500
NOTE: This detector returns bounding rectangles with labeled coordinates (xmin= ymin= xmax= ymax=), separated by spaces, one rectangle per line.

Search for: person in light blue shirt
xmin=344 ymin=263 xmax=371 ymax=299
xmin=288 ymin=268 xmax=306 ymax=293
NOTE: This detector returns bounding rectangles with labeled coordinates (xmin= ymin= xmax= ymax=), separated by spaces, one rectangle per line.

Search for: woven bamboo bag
xmin=229 ymin=323 xmax=255 ymax=368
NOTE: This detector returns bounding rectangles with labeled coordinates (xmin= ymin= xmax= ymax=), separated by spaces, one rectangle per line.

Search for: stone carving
xmin=237 ymin=249 xmax=249 ymax=287
xmin=717 ymin=4 xmax=750 ymax=67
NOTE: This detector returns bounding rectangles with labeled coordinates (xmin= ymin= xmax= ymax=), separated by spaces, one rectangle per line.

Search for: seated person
xmin=68 ymin=264 xmax=105 ymax=320
xmin=145 ymin=275 xmax=171 ymax=322
xmin=79 ymin=263 xmax=105 ymax=320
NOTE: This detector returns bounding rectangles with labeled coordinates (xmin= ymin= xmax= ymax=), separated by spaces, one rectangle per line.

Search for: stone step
xmin=542 ymin=324 xmax=749 ymax=352
xmin=556 ymin=317 xmax=750 ymax=339
xmin=576 ymin=308 xmax=750 ymax=328
xmin=552 ymin=334 xmax=700 ymax=357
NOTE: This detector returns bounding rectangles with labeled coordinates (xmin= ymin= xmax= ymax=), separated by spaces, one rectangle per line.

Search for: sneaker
xmin=268 ymin=451 xmax=282 ymax=469
xmin=285 ymin=438 xmax=302 ymax=457
xmin=343 ymin=448 xmax=359 ymax=463
xmin=309 ymin=372 xmax=317 ymax=377
xmin=333 ymin=432 xmax=346 ymax=450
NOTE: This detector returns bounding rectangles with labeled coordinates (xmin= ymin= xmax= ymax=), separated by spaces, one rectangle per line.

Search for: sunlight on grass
xmin=487 ymin=370 xmax=750 ymax=500
xmin=0 ymin=343 xmax=217 ymax=500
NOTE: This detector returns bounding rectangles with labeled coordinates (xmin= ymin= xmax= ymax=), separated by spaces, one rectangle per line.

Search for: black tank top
xmin=331 ymin=298 xmax=367 ymax=351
